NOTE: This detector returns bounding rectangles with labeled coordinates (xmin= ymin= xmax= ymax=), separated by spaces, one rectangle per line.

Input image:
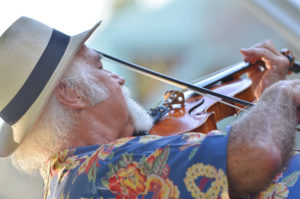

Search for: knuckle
xmin=282 ymin=56 xmax=290 ymax=66
xmin=276 ymin=56 xmax=290 ymax=69
xmin=264 ymin=39 xmax=273 ymax=46
xmin=261 ymin=48 xmax=268 ymax=55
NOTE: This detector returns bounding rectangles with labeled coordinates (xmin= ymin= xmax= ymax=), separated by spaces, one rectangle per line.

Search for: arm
xmin=227 ymin=41 xmax=297 ymax=197
xmin=228 ymin=81 xmax=299 ymax=197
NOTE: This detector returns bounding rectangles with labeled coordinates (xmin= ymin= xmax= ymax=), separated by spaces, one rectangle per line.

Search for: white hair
xmin=12 ymin=59 xmax=108 ymax=176
xmin=122 ymin=87 xmax=153 ymax=132
xmin=12 ymin=58 xmax=153 ymax=176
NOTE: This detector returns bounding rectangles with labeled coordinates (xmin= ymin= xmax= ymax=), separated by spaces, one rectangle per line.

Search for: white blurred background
xmin=0 ymin=0 xmax=300 ymax=198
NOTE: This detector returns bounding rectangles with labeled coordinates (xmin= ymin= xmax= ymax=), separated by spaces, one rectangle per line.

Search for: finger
xmin=240 ymin=49 xmax=261 ymax=63
xmin=247 ymin=40 xmax=280 ymax=56
xmin=240 ymin=48 xmax=275 ymax=65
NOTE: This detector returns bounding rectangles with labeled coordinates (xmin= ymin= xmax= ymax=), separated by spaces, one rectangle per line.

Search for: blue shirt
xmin=44 ymin=131 xmax=230 ymax=199
xmin=44 ymin=129 xmax=300 ymax=199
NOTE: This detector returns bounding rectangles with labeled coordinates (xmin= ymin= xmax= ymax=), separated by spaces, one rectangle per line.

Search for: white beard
xmin=12 ymin=86 xmax=154 ymax=175
xmin=122 ymin=87 xmax=153 ymax=132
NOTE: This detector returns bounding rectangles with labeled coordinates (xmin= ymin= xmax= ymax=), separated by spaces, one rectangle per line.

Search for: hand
xmin=240 ymin=40 xmax=290 ymax=98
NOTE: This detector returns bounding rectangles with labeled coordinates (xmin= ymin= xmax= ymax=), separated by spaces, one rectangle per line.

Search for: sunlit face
xmin=78 ymin=45 xmax=130 ymax=132
xmin=73 ymin=45 xmax=152 ymax=138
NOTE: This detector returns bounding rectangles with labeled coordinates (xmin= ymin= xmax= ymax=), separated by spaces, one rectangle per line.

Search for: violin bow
xmin=94 ymin=50 xmax=254 ymax=110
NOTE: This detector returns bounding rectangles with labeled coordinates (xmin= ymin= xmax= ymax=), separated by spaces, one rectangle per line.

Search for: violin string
xmin=192 ymin=91 xmax=250 ymax=113
xmin=155 ymin=97 xmax=164 ymax=107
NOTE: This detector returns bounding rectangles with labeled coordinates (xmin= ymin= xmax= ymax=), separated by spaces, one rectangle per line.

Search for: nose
xmin=110 ymin=72 xmax=125 ymax=86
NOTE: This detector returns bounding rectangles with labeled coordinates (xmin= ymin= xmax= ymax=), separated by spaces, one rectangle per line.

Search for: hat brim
xmin=0 ymin=21 xmax=101 ymax=157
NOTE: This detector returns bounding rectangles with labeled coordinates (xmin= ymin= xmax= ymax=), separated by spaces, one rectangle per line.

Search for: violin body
xmin=149 ymin=78 xmax=255 ymax=135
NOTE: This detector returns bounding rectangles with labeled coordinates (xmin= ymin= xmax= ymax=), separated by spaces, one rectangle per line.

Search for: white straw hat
xmin=0 ymin=16 xmax=101 ymax=157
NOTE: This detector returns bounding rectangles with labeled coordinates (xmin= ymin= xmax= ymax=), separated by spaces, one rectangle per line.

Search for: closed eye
xmin=98 ymin=61 xmax=103 ymax=70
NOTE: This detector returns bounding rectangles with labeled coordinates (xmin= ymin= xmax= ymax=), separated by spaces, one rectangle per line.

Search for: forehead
xmin=76 ymin=45 xmax=90 ymax=57
xmin=74 ymin=45 xmax=102 ymax=61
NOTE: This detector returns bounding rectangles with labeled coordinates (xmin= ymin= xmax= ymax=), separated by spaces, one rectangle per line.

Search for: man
xmin=0 ymin=17 xmax=299 ymax=198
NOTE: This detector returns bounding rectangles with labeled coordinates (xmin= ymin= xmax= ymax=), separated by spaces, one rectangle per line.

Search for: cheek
xmin=95 ymin=72 xmax=129 ymax=117
xmin=106 ymin=99 xmax=129 ymax=124
xmin=97 ymin=72 xmax=120 ymax=91
xmin=105 ymin=86 xmax=129 ymax=118
xmin=113 ymin=94 xmax=128 ymax=114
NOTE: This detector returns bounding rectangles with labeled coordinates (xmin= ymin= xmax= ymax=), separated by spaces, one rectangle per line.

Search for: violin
xmin=95 ymin=49 xmax=300 ymax=136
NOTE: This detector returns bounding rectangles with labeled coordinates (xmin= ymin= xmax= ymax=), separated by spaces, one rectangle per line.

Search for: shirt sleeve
xmin=254 ymin=152 xmax=300 ymax=198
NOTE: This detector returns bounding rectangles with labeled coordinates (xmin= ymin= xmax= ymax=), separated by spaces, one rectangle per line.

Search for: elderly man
xmin=1 ymin=17 xmax=300 ymax=198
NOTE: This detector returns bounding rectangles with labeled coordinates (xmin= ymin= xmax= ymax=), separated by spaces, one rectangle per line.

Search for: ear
xmin=54 ymin=81 xmax=87 ymax=109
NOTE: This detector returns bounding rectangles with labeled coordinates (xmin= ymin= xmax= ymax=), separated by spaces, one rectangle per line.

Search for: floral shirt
xmin=43 ymin=129 xmax=300 ymax=199
xmin=253 ymin=152 xmax=300 ymax=199
xmin=44 ymin=131 xmax=230 ymax=199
